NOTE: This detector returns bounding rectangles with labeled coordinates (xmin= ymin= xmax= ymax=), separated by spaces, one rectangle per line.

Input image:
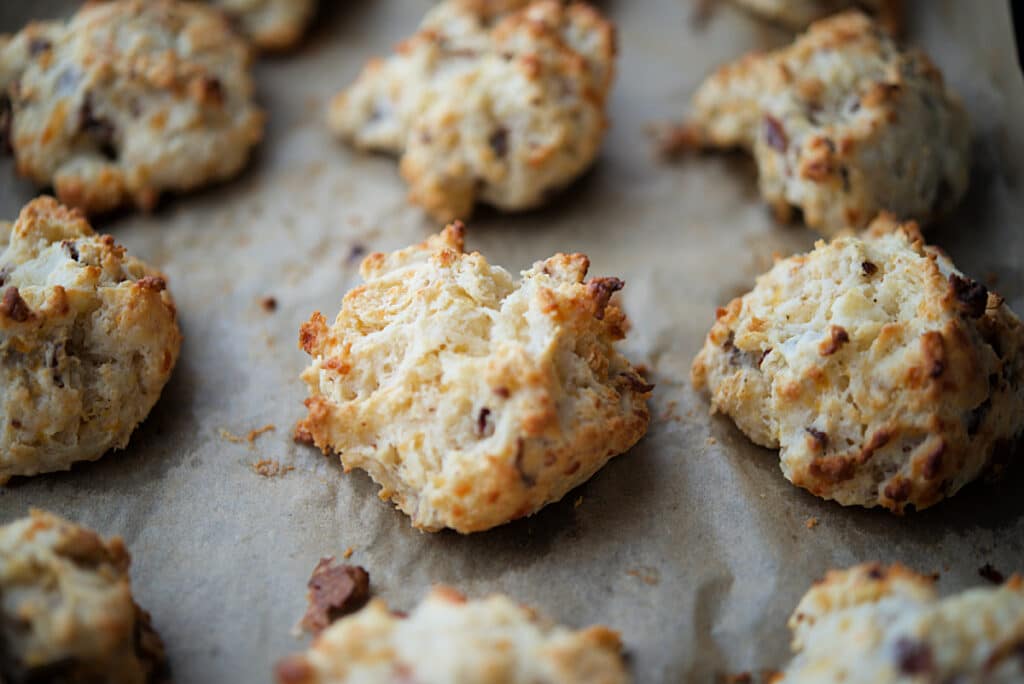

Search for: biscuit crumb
xmin=805 ymin=517 xmax=819 ymax=529
xmin=574 ymin=496 xmax=583 ymax=508
xmin=293 ymin=422 xmax=315 ymax=446
xmin=343 ymin=547 xmax=354 ymax=559
xmin=706 ymin=436 xmax=717 ymax=446
xmin=247 ymin=424 xmax=276 ymax=443
xmin=260 ymin=296 xmax=278 ymax=312
xmin=626 ymin=567 xmax=660 ymax=586
xmin=300 ymin=559 xmax=370 ymax=635
xmin=978 ymin=563 xmax=1004 ymax=584
xmin=252 ymin=459 xmax=294 ymax=478
xmin=219 ymin=428 xmax=246 ymax=444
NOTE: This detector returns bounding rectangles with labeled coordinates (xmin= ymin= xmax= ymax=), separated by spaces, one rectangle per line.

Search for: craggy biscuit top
xmin=207 ymin=0 xmax=316 ymax=50
xmin=0 ymin=197 xmax=182 ymax=481
xmin=275 ymin=586 xmax=630 ymax=684
xmin=0 ymin=0 xmax=264 ymax=214
xmin=686 ymin=11 xmax=968 ymax=235
xmin=299 ymin=223 xmax=650 ymax=533
xmin=691 ymin=215 xmax=1024 ymax=512
xmin=731 ymin=0 xmax=903 ymax=32
xmin=0 ymin=509 xmax=166 ymax=684
xmin=328 ymin=0 xmax=615 ymax=222
xmin=778 ymin=564 xmax=1024 ymax=683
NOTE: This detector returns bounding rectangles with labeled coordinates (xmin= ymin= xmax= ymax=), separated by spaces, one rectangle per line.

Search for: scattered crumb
xmin=574 ymin=496 xmax=584 ymax=508
xmin=300 ymin=559 xmax=370 ymax=635
xmin=660 ymin=399 xmax=680 ymax=422
xmin=260 ymin=296 xmax=278 ymax=312
xmin=219 ymin=428 xmax=247 ymax=444
xmin=343 ymin=547 xmax=354 ymax=559
xmin=648 ymin=121 xmax=701 ymax=159
xmin=805 ymin=517 xmax=819 ymax=529
xmin=626 ymin=566 xmax=660 ymax=586
xmin=979 ymin=563 xmax=1005 ymax=584
xmin=246 ymin=424 xmax=276 ymax=443
xmin=252 ymin=459 xmax=295 ymax=478
xmin=706 ymin=436 xmax=717 ymax=446
xmin=294 ymin=422 xmax=315 ymax=446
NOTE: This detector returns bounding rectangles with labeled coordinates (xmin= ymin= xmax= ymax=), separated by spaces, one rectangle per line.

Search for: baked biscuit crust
xmin=685 ymin=11 xmax=968 ymax=235
xmin=208 ymin=0 xmax=317 ymax=51
xmin=275 ymin=586 xmax=630 ymax=684
xmin=0 ymin=509 xmax=167 ymax=684
xmin=691 ymin=215 xmax=1024 ymax=512
xmin=0 ymin=0 xmax=264 ymax=214
xmin=298 ymin=223 xmax=650 ymax=533
xmin=732 ymin=0 xmax=903 ymax=32
xmin=778 ymin=564 xmax=1024 ymax=683
xmin=0 ymin=197 xmax=182 ymax=482
xmin=328 ymin=0 xmax=615 ymax=222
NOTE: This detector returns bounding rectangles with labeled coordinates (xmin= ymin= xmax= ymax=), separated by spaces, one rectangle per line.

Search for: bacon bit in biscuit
xmin=805 ymin=517 xmax=819 ymax=529
xmin=978 ymin=563 xmax=1005 ymax=584
xmin=477 ymin=407 xmax=493 ymax=437
xmin=949 ymin=273 xmax=988 ymax=318
xmin=762 ymin=115 xmax=788 ymax=153
xmin=819 ymin=325 xmax=849 ymax=356
xmin=261 ymin=296 xmax=278 ymax=312
xmin=862 ymin=260 xmax=878 ymax=276
xmin=300 ymin=559 xmax=370 ymax=635
xmin=0 ymin=287 xmax=32 ymax=322
xmin=136 ymin=276 xmax=167 ymax=292
xmin=894 ymin=638 xmax=934 ymax=675
xmin=805 ymin=427 xmax=829 ymax=451
xmin=587 ymin=277 xmax=624 ymax=320
xmin=252 ymin=459 xmax=294 ymax=478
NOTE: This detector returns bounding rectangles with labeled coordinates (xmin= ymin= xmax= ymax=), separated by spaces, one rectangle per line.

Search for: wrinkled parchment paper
xmin=1 ymin=1 xmax=1023 ymax=681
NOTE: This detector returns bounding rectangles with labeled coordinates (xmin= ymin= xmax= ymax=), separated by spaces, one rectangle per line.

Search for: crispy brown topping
xmin=299 ymin=559 xmax=370 ymax=635
xmin=805 ymin=427 xmax=829 ymax=451
xmin=920 ymin=331 xmax=945 ymax=379
xmin=477 ymin=407 xmax=492 ymax=437
xmin=895 ymin=638 xmax=934 ymax=675
xmin=819 ymin=325 xmax=849 ymax=356
xmin=0 ymin=287 xmax=32 ymax=322
xmin=860 ymin=429 xmax=892 ymax=463
xmin=949 ymin=273 xmax=988 ymax=318
xmin=261 ymin=296 xmax=278 ymax=312
xmin=861 ymin=261 xmax=878 ymax=276
xmin=978 ymin=563 xmax=1005 ymax=584
xmin=587 ymin=277 xmax=624 ymax=321
xmin=488 ymin=127 xmax=509 ymax=158
xmin=762 ymin=115 xmax=788 ymax=153
xmin=137 ymin=276 xmax=167 ymax=292
xmin=809 ymin=455 xmax=854 ymax=482
xmin=620 ymin=372 xmax=654 ymax=394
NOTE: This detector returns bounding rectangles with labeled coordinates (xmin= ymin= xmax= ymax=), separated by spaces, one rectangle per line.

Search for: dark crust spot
xmin=79 ymin=94 xmax=118 ymax=161
xmin=949 ymin=273 xmax=988 ymax=318
xmin=620 ymin=372 xmax=654 ymax=394
xmin=920 ymin=331 xmax=945 ymax=379
xmin=758 ymin=348 xmax=772 ymax=367
xmin=819 ymin=325 xmax=849 ymax=356
xmin=762 ymin=115 xmax=788 ymax=153
xmin=587 ymin=277 xmax=624 ymax=321
xmin=28 ymin=38 xmax=52 ymax=57
xmin=895 ymin=638 xmax=935 ymax=675
xmin=0 ymin=287 xmax=32 ymax=322
xmin=978 ymin=563 xmax=1005 ymax=584
xmin=966 ymin=399 xmax=991 ymax=436
xmin=920 ymin=440 xmax=945 ymax=480
xmin=862 ymin=261 xmax=878 ymax=276
xmin=493 ymin=386 xmax=510 ymax=398
xmin=62 ymin=240 xmax=79 ymax=262
xmin=299 ymin=559 xmax=370 ymax=635
xmin=477 ymin=407 xmax=492 ymax=437
xmin=860 ymin=429 xmax=892 ymax=463
xmin=488 ymin=127 xmax=509 ymax=158
xmin=805 ymin=427 xmax=829 ymax=451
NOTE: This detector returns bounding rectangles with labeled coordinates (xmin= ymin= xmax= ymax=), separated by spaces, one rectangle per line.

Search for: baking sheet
xmin=2 ymin=1 xmax=1023 ymax=681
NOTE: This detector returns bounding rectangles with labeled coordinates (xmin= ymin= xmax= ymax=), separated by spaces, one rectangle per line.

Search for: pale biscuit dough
xmin=684 ymin=11 xmax=968 ymax=235
xmin=298 ymin=223 xmax=651 ymax=533
xmin=328 ymin=0 xmax=615 ymax=222
xmin=0 ymin=509 xmax=166 ymax=683
xmin=778 ymin=563 xmax=1024 ymax=683
xmin=691 ymin=215 xmax=1024 ymax=512
xmin=0 ymin=197 xmax=182 ymax=482
xmin=207 ymin=0 xmax=317 ymax=50
xmin=731 ymin=0 xmax=902 ymax=31
xmin=0 ymin=0 xmax=264 ymax=214
xmin=275 ymin=586 xmax=630 ymax=684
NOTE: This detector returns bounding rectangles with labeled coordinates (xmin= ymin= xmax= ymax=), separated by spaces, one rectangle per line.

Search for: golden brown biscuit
xmin=0 ymin=197 xmax=181 ymax=482
xmin=298 ymin=223 xmax=651 ymax=532
xmin=692 ymin=215 xmax=1024 ymax=512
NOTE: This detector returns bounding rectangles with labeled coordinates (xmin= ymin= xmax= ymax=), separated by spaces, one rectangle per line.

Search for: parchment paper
xmin=1 ymin=1 xmax=1023 ymax=682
